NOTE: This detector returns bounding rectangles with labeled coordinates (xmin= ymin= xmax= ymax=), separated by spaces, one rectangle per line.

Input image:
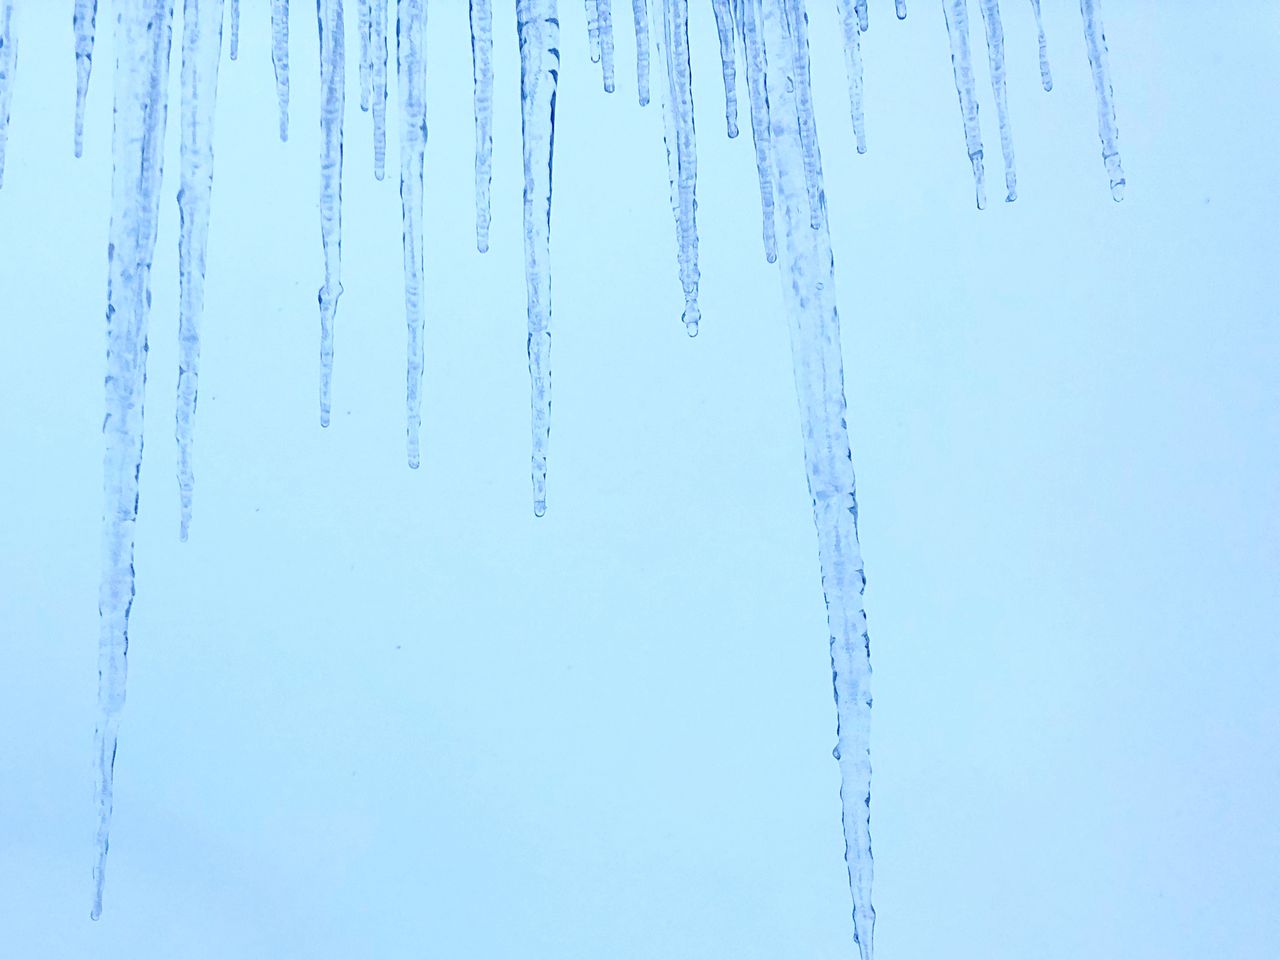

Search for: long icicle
xmin=1079 ymin=0 xmax=1124 ymax=200
xmin=398 ymin=0 xmax=427 ymax=468
xmin=762 ymin=1 xmax=874 ymax=956
xmin=177 ymin=0 xmax=227 ymax=542
xmin=835 ymin=0 xmax=866 ymax=153
xmin=73 ymin=0 xmax=98 ymax=158
xmin=317 ymin=0 xmax=345 ymax=427
xmin=93 ymin=0 xmax=176 ymax=920
xmin=470 ymin=0 xmax=494 ymax=251
xmin=272 ymin=0 xmax=291 ymax=140
xmin=631 ymin=0 xmax=650 ymax=106
xmin=0 ymin=0 xmax=12 ymax=190
xmin=941 ymin=0 xmax=986 ymax=209
xmin=1028 ymin=0 xmax=1051 ymax=91
xmin=516 ymin=0 xmax=559 ymax=517
xmin=597 ymin=0 xmax=616 ymax=92
xmin=358 ymin=0 xmax=372 ymax=110
xmin=229 ymin=0 xmax=240 ymax=60
xmin=737 ymin=0 xmax=777 ymax=262
xmin=371 ymin=0 xmax=388 ymax=179
xmin=710 ymin=0 xmax=738 ymax=137
xmin=654 ymin=0 xmax=701 ymax=335
xmin=976 ymin=0 xmax=1015 ymax=201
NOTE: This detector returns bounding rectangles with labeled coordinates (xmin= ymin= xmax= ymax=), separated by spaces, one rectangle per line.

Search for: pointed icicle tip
xmin=533 ymin=499 xmax=547 ymax=518
xmin=1110 ymin=178 xmax=1125 ymax=202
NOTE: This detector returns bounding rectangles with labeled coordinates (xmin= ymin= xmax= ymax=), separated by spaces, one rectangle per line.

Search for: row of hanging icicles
xmin=0 ymin=2 xmax=1122 ymax=957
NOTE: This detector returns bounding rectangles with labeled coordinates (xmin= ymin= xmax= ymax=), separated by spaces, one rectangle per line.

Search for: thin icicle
xmin=654 ymin=0 xmax=700 ymax=335
xmin=631 ymin=0 xmax=650 ymax=106
xmin=229 ymin=0 xmax=240 ymax=60
xmin=584 ymin=0 xmax=601 ymax=63
xmin=976 ymin=0 xmax=1015 ymax=201
xmin=782 ymin=0 xmax=824 ymax=228
xmin=371 ymin=0 xmax=388 ymax=180
xmin=835 ymin=0 xmax=866 ymax=154
xmin=1079 ymin=0 xmax=1124 ymax=200
xmin=93 ymin=0 xmax=176 ymax=921
xmin=73 ymin=0 xmax=98 ymax=158
xmin=710 ymin=0 xmax=738 ymax=138
xmin=760 ymin=2 xmax=874 ymax=957
xmin=272 ymin=0 xmax=291 ymax=140
xmin=317 ymin=0 xmax=345 ymax=427
xmin=853 ymin=0 xmax=866 ymax=32
xmin=597 ymin=0 xmax=616 ymax=92
xmin=358 ymin=0 xmax=372 ymax=110
xmin=177 ymin=0 xmax=227 ymax=543
xmin=470 ymin=0 xmax=494 ymax=251
xmin=941 ymin=0 xmax=986 ymax=209
xmin=736 ymin=0 xmax=777 ymax=262
xmin=895 ymin=0 xmax=905 ymax=18
xmin=398 ymin=0 xmax=427 ymax=468
xmin=516 ymin=0 xmax=559 ymax=517
xmin=0 ymin=0 xmax=12 ymax=190
xmin=1029 ymin=0 xmax=1051 ymax=91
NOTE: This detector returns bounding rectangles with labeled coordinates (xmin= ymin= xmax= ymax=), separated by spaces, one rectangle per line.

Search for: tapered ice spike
xmin=398 ymin=0 xmax=428 ymax=468
xmin=710 ymin=0 xmax=738 ymax=137
xmin=73 ymin=0 xmax=98 ymax=158
xmin=471 ymin=0 xmax=494 ymax=250
xmin=942 ymin=0 xmax=987 ymax=209
xmin=1079 ymin=0 xmax=1124 ymax=200
xmin=358 ymin=0 xmax=372 ymax=110
xmin=584 ymin=0 xmax=601 ymax=62
xmin=736 ymin=0 xmax=777 ymax=262
xmin=1029 ymin=0 xmax=1052 ymax=91
xmin=317 ymin=0 xmax=345 ymax=427
xmin=95 ymin=0 xmax=176 ymax=918
xmin=272 ymin=0 xmax=291 ymax=140
xmin=631 ymin=0 xmax=650 ymax=105
xmin=760 ymin=1 xmax=875 ymax=956
xmin=835 ymin=0 xmax=867 ymax=154
xmin=976 ymin=0 xmax=1016 ymax=202
xmin=371 ymin=0 xmax=388 ymax=180
xmin=597 ymin=0 xmax=616 ymax=92
xmin=0 ymin=0 xmax=12 ymax=189
xmin=516 ymin=0 xmax=559 ymax=516
xmin=229 ymin=0 xmax=240 ymax=60
xmin=177 ymin=0 xmax=228 ymax=542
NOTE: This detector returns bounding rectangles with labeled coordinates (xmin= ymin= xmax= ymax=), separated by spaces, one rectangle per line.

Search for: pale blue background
xmin=1 ymin=2 xmax=1277 ymax=958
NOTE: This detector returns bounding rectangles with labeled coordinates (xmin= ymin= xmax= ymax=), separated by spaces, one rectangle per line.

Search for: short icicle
xmin=976 ymin=0 xmax=1015 ymax=201
xmin=358 ymin=0 xmax=372 ymax=110
xmin=584 ymin=0 xmax=601 ymax=63
xmin=317 ymin=0 xmax=345 ymax=428
xmin=1079 ymin=0 xmax=1124 ymax=200
xmin=0 ymin=0 xmax=12 ymax=189
xmin=229 ymin=0 xmax=240 ymax=60
xmin=835 ymin=0 xmax=866 ymax=153
xmin=93 ymin=0 xmax=177 ymax=920
xmin=470 ymin=0 xmax=494 ymax=250
xmin=1029 ymin=0 xmax=1051 ymax=91
xmin=631 ymin=0 xmax=650 ymax=106
xmin=736 ymin=0 xmax=777 ymax=262
xmin=654 ymin=0 xmax=701 ymax=335
xmin=710 ymin=0 xmax=738 ymax=137
xmin=941 ymin=0 xmax=986 ymax=209
xmin=760 ymin=1 xmax=875 ymax=956
xmin=176 ymin=0 xmax=227 ymax=543
xmin=597 ymin=0 xmax=616 ymax=92
xmin=73 ymin=0 xmax=98 ymax=158
xmin=895 ymin=0 xmax=905 ymax=18
xmin=516 ymin=0 xmax=559 ymax=517
xmin=371 ymin=0 xmax=388 ymax=180
xmin=398 ymin=0 xmax=428 ymax=468
xmin=272 ymin=0 xmax=291 ymax=140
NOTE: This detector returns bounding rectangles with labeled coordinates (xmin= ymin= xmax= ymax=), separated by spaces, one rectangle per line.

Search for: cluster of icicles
xmin=0 ymin=1 xmax=1123 ymax=955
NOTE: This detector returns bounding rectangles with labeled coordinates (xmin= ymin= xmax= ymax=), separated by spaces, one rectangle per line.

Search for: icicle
xmin=176 ymin=0 xmax=227 ymax=542
xmin=93 ymin=0 xmax=176 ymax=921
xmin=835 ymin=0 xmax=866 ymax=154
xmin=516 ymin=0 xmax=559 ymax=517
xmin=654 ymin=0 xmax=701 ymax=335
xmin=853 ymin=0 xmax=866 ymax=32
xmin=895 ymin=0 xmax=905 ymax=18
xmin=736 ymin=0 xmax=777 ymax=262
xmin=371 ymin=0 xmax=388 ymax=180
xmin=73 ymin=0 xmax=98 ymax=158
xmin=317 ymin=0 xmax=345 ymax=427
xmin=272 ymin=0 xmax=291 ymax=140
xmin=976 ymin=0 xmax=1015 ymax=202
xmin=631 ymin=0 xmax=650 ymax=106
xmin=0 ymin=0 xmax=12 ymax=190
xmin=584 ymin=0 xmax=601 ymax=64
xmin=759 ymin=2 xmax=874 ymax=956
xmin=782 ymin=0 xmax=824 ymax=228
xmin=398 ymin=0 xmax=428 ymax=468
xmin=229 ymin=0 xmax=240 ymax=60
xmin=358 ymin=0 xmax=372 ymax=111
xmin=597 ymin=0 xmax=616 ymax=93
xmin=710 ymin=0 xmax=738 ymax=138
xmin=470 ymin=0 xmax=494 ymax=251
xmin=1079 ymin=0 xmax=1124 ymax=201
xmin=941 ymin=0 xmax=986 ymax=209
xmin=1029 ymin=0 xmax=1051 ymax=91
